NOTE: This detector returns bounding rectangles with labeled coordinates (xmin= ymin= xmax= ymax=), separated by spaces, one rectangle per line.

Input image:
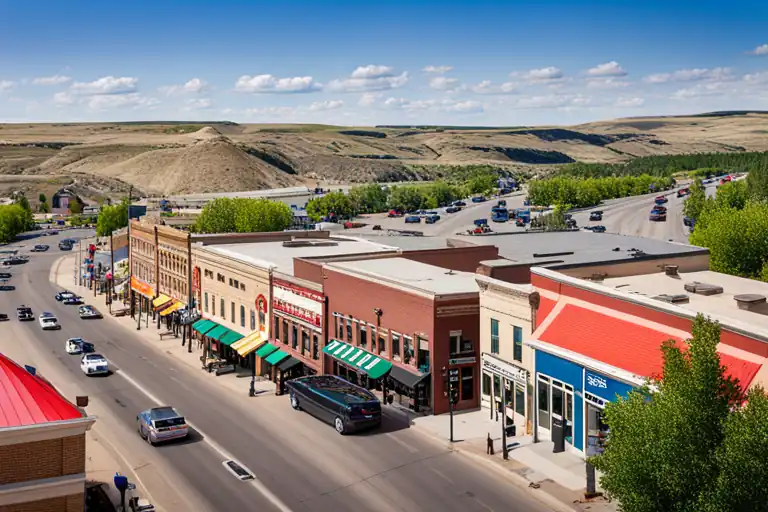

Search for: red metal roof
xmin=539 ymin=304 xmax=761 ymax=390
xmin=0 ymin=354 xmax=83 ymax=428
xmin=536 ymin=296 xmax=557 ymax=328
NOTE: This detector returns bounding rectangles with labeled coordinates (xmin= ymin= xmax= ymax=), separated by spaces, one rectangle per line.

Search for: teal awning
xmin=192 ymin=319 xmax=217 ymax=335
xmin=264 ymin=350 xmax=289 ymax=366
xmin=322 ymin=339 xmax=392 ymax=379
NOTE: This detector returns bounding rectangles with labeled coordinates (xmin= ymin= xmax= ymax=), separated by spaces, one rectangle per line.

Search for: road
xmin=1 ymin=230 xmax=557 ymax=512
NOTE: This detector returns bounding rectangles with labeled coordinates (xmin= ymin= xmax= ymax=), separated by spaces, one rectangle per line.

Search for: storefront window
xmin=515 ymin=383 xmax=525 ymax=416
xmin=359 ymin=325 xmax=367 ymax=349
xmin=403 ymin=336 xmax=413 ymax=365
xmin=461 ymin=367 xmax=474 ymax=401
xmin=482 ymin=373 xmax=491 ymax=399
xmin=392 ymin=332 xmax=401 ymax=361
xmin=240 ymin=305 xmax=245 ymax=327
xmin=538 ymin=376 xmax=550 ymax=429
xmin=513 ymin=326 xmax=523 ymax=362
xmin=312 ymin=334 xmax=319 ymax=360
xmin=493 ymin=374 xmax=501 ymax=400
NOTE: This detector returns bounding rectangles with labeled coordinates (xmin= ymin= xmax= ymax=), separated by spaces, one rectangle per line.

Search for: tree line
xmin=0 ymin=194 xmax=34 ymax=243
xmin=555 ymin=151 xmax=768 ymax=178
xmin=527 ymin=175 xmax=674 ymax=208
xmin=191 ymin=197 xmax=294 ymax=234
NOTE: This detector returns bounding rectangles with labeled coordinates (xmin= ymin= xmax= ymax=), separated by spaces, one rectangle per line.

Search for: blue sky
xmin=1 ymin=0 xmax=767 ymax=125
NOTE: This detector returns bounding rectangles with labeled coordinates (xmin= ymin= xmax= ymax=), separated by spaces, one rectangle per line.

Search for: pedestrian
xmin=486 ymin=432 xmax=495 ymax=455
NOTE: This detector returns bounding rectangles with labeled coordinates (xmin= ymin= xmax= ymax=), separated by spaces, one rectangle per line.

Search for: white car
xmin=39 ymin=313 xmax=61 ymax=330
xmin=80 ymin=353 xmax=109 ymax=376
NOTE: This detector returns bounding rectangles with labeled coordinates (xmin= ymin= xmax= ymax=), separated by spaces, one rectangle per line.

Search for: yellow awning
xmin=234 ymin=332 xmax=267 ymax=357
xmin=159 ymin=301 xmax=183 ymax=316
xmin=152 ymin=294 xmax=172 ymax=308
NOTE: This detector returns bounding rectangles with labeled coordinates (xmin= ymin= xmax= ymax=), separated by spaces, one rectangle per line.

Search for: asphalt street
xmin=1 ymin=230 xmax=556 ymax=512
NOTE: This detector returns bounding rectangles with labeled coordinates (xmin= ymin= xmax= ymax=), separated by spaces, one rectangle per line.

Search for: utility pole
xmin=501 ymin=383 xmax=509 ymax=460
xmin=446 ymin=367 xmax=459 ymax=443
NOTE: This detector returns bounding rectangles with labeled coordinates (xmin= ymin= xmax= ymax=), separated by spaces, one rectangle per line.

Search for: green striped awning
xmin=264 ymin=349 xmax=289 ymax=366
xmin=192 ymin=319 xmax=217 ymax=335
xmin=206 ymin=324 xmax=230 ymax=341
xmin=322 ymin=339 xmax=392 ymax=379
xmin=255 ymin=343 xmax=278 ymax=358
xmin=219 ymin=330 xmax=244 ymax=347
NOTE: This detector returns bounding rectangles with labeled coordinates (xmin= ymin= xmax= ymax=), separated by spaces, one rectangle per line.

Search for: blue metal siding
xmin=535 ymin=350 xmax=584 ymax=451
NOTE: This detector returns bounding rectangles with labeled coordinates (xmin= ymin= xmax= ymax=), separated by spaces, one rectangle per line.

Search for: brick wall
xmin=402 ymin=246 xmax=500 ymax=273
xmin=1 ymin=494 xmax=83 ymax=512
xmin=0 ymin=434 xmax=85 ymax=485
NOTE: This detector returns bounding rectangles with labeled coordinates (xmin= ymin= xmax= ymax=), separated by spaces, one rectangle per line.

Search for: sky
xmin=1 ymin=0 xmax=767 ymax=126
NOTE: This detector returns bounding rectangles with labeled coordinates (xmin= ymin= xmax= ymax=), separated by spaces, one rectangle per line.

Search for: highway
xmin=1 ymin=230 xmax=556 ymax=512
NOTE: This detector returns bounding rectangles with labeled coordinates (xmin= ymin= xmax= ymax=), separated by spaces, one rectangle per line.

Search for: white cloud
xmin=0 ymin=80 xmax=13 ymax=92
xmin=32 ymin=75 xmax=72 ymax=86
xmin=234 ymin=75 xmax=322 ymax=94
xmin=672 ymin=82 xmax=729 ymax=99
xmin=423 ymin=65 xmax=453 ymax=74
xmin=382 ymin=97 xmax=483 ymax=114
xmin=309 ymin=100 xmax=344 ymax=111
xmin=644 ymin=67 xmax=733 ymax=83
xmin=86 ymin=93 xmax=159 ymax=110
xmin=184 ymin=98 xmax=213 ymax=110
xmin=70 ymin=76 xmax=139 ymax=95
xmin=744 ymin=71 xmax=768 ymax=84
xmin=358 ymin=92 xmax=382 ymax=107
xmin=243 ymin=106 xmax=297 ymax=118
xmin=587 ymin=61 xmax=627 ymax=77
xmin=514 ymin=94 xmax=591 ymax=109
xmin=749 ymin=44 xmax=768 ymax=56
xmin=470 ymin=80 xmax=517 ymax=94
xmin=428 ymin=76 xmax=460 ymax=91
xmin=327 ymin=65 xmax=408 ymax=92
xmin=446 ymin=100 xmax=483 ymax=113
xmin=586 ymin=78 xmax=630 ymax=89
xmin=615 ymin=97 xmax=645 ymax=108
xmin=53 ymin=91 xmax=75 ymax=105
xmin=515 ymin=66 xmax=564 ymax=83
xmin=159 ymin=78 xmax=209 ymax=96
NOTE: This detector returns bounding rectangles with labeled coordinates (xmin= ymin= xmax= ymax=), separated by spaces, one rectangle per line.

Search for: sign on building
xmin=272 ymin=279 xmax=323 ymax=329
xmin=481 ymin=353 xmax=528 ymax=385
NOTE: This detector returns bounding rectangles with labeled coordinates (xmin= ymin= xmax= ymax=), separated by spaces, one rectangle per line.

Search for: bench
xmin=112 ymin=308 xmax=129 ymax=317
xmin=158 ymin=330 xmax=176 ymax=340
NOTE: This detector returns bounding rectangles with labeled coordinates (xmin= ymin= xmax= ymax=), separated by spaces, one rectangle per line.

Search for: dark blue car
xmin=471 ymin=196 xmax=487 ymax=203
xmin=404 ymin=216 xmax=421 ymax=224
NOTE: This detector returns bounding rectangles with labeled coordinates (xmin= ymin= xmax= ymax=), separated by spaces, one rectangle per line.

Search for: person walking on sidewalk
xmin=486 ymin=432 xmax=495 ymax=455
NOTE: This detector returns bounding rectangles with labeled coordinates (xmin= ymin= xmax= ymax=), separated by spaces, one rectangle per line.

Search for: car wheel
xmin=290 ymin=393 xmax=301 ymax=410
xmin=334 ymin=416 xmax=346 ymax=435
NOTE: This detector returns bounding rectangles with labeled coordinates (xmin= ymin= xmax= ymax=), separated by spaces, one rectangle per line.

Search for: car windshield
xmin=86 ymin=355 xmax=105 ymax=362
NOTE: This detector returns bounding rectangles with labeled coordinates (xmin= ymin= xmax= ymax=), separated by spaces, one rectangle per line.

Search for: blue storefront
xmin=532 ymin=347 xmax=636 ymax=456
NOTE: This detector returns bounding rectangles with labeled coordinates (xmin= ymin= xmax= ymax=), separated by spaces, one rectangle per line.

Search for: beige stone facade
xmin=476 ymin=275 xmax=538 ymax=434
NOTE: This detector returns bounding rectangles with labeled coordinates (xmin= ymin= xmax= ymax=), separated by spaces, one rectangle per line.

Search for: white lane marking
xmin=385 ymin=432 xmax=418 ymax=453
xmin=430 ymin=468 xmax=452 ymax=484
xmin=115 ymin=369 xmax=294 ymax=512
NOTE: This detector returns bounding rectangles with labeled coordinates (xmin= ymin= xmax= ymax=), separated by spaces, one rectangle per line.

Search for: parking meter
xmin=114 ymin=473 xmax=128 ymax=510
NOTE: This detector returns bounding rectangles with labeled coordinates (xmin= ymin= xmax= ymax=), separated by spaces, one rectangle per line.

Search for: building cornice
xmin=475 ymin=275 xmax=534 ymax=300
xmin=0 ymin=473 xmax=86 ymax=507
xmin=0 ymin=416 xmax=96 ymax=447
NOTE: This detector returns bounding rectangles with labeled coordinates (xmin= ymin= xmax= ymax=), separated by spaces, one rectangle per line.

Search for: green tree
xmin=386 ymin=186 xmax=424 ymax=212
xmin=194 ymin=197 xmax=294 ymax=233
xmin=590 ymin=316 xmax=744 ymax=512
xmin=466 ymin=172 xmax=497 ymax=195
xmin=712 ymin=180 xmax=748 ymax=210
xmin=683 ymin=178 xmax=706 ymax=221
xmin=38 ymin=201 xmax=50 ymax=213
xmin=422 ymin=181 xmax=459 ymax=208
xmin=348 ymin=184 xmax=389 ymax=213
xmin=38 ymin=193 xmax=47 ymax=204
xmin=69 ymin=197 xmax=82 ymax=214
xmin=746 ymin=162 xmax=768 ymax=201
xmin=305 ymin=192 xmax=354 ymax=222
xmin=96 ymin=201 xmax=129 ymax=236
xmin=0 ymin=203 xmax=33 ymax=242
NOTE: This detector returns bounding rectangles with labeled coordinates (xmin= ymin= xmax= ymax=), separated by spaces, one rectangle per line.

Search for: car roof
xmin=85 ymin=353 xmax=105 ymax=359
xmin=148 ymin=406 xmax=182 ymax=420
xmin=295 ymin=375 xmax=377 ymax=404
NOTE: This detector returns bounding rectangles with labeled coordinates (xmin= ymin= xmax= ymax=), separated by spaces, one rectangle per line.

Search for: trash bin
xmin=552 ymin=415 xmax=565 ymax=453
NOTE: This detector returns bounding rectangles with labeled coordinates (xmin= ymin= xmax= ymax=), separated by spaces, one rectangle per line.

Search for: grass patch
xmin=163 ymin=124 xmax=205 ymax=134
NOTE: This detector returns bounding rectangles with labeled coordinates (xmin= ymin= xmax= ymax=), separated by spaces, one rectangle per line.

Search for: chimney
xmin=664 ymin=265 xmax=679 ymax=276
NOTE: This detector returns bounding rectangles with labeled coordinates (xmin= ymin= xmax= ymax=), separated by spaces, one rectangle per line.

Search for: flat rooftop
xmin=462 ymin=231 xmax=707 ymax=268
xmin=201 ymin=237 xmax=396 ymax=275
xmin=326 ymin=257 xmax=479 ymax=297
xmin=602 ymin=270 xmax=768 ymax=331
xmin=352 ymin=234 xmax=453 ymax=251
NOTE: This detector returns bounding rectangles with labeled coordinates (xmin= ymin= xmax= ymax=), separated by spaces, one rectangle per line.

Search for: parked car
xmin=39 ymin=313 xmax=61 ymax=330
xmin=66 ymin=337 xmax=95 ymax=354
xmin=404 ymin=216 xmax=421 ymax=224
xmin=515 ymin=218 xmax=526 ymax=227
xmin=496 ymin=199 xmax=507 ymax=207
xmin=677 ymin=188 xmax=690 ymax=198
xmin=649 ymin=208 xmax=667 ymax=222
xmin=55 ymin=291 xmax=75 ymax=301
xmin=16 ymin=305 xmax=33 ymax=321
xmin=0 ymin=272 xmax=11 ymax=279
xmin=566 ymin=218 xmax=577 ymax=229
xmin=63 ymin=296 xmax=84 ymax=305
xmin=80 ymin=353 xmax=109 ymax=376
xmin=137 ymin=407 xmax=189 ymax=445
xmin=78 ymin=305 xmax=103 ymax=319
xmin=0 ymin=313 xmax=8 ymax=321
xmin=31 ymin=244 xmax=49 ymax=252
xmin=471 ymin=196 xmax=487 ymax=203
xmin=0 ymin=284 xmax=14 ymax=291
xmin=424 ymin=214 xmax=441 ymax=224
xmin=445 ymin=206 xmax=459 ymax=214
xmin=654 ymin=195 xmax=668 ymax=205
xmin=387 ymin=210 xmax=402 ymax=218
xmin=683 ymin=216 xmax=694 ymax=227
xmin=286 ymin=375 xmax=382 ymax=435
xmin=589 ymin=211 xmax=603 ymax=221
xmin=452 ymin=200 xmax=466 ymax=207
xmin=591 ymin=225 xmax=607 ymax=233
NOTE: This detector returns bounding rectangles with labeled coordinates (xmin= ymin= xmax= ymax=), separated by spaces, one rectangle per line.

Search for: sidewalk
xmin=55 ymin=255 xmax=614 ymax=512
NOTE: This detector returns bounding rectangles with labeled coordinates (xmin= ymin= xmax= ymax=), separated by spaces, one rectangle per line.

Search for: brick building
xmin=323 ymin=257 xmax=481 ymax=415
xmin=0 ymin=354 xmax=95 ymax=511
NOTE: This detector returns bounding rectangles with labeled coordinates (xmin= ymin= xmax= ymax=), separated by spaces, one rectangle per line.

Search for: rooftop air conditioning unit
xmin=683 ymin=282 xmax=724 ymax=296
xmin=652 ymin=293 xmax=690 ymax=304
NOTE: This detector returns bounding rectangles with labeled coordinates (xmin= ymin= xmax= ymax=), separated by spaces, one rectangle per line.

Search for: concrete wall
xmin=402 ymin=245 xmax=500 ymax=273
xmin=476 ymin=261 xmax=534 ymax=284
xmin=555 ymin=252 xmax=710 ymax=280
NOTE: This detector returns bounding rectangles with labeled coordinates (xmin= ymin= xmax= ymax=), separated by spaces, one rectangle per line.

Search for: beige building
xmin=476 ymin=275 xmax=538 ymax=434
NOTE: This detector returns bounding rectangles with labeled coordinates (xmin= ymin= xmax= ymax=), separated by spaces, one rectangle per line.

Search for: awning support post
xmin=249 ymin=351 xmax=256 ymax=397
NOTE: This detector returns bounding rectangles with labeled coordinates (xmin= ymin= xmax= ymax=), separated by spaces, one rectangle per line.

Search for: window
xmin=392 ymin=332 xmax=401 ymax=360
xmin=233 ymin=279 xmax=239 ymax=289
xmin=312 ymin=334 xmax=319 ymax=360
xmin=515 ymin=383 xmax=525 ymax=416
xmin=220 ymin=298 xmax=225 ymax=319
xmin=259 ymin=310 xmax=265 ymax=330
xmin=231 ymin=302 xmax=235 ymax=324
xmin=282 ymin=320 xmax=288 ymax=346
xmin=212 ymin=295 xmax=216 ymax=316
xmin=403 ymin=336 xmax=413 ymax=365
xmin=538 ymin=376 xmax=550 ymax=429
xmin=217 ymin=273 xmax=225 ymax=283
xmin=229 ymin=278 xmax=233 ymax=287
xmin=292 ymin=325 xmax=298 ymax=350
xmin=204 ymin=292 xmax=209 ymax=313
xmin=334 ymin=315 xmax=341 ymax=339
xmin=461 ymin=367 xmax=474 ymax=401
xmin=490 ymin=319 xmax=499 ymax=355
xmin=302 ymin=330 xmax=310 ymax=353
xmin=378 ymin=329 xmax=387 ymax=354
xmin=369 ymin=325 xmax=376 ymax=352
xmin=359 ymin=325 xmax=367 ymax=349
xmin=449 ymin=331 xmax=462 ymax=355
xmin=482 ymin=373 xmax=492 ymax=398
xmin=346 ymin=320 xmax=353 ymax=343
xmin=240 ymin=305 xmax=245 ymax=327
xmin=250 ymin=310 xmax=256 ymax=330
xmin=513 ymin=325 xmax=523 ymax=362
xmin=240 ymin=283 xmax=246 ymax=291
xmin=274 ymin=316 xmax=280 ymax=341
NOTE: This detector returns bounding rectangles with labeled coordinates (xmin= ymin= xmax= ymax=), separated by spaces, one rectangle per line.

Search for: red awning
xmin=0 ymin=354 xmax=83 ymax=428
xmin=538 ymin=303 xmax=762 ymax=390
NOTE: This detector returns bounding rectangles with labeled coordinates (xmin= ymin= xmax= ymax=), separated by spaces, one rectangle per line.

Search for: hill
xmin=0 ymin=113 xmax=767 ymax=201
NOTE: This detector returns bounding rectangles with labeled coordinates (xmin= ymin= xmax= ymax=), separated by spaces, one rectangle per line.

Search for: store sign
xmin=192 ymin=267 xmax=201 ymax=292
xmin=585 ymin=370 xmax=634 ymax=403
xmin=449 ymin=356 xmax=476 ymax=366
xmin=482 ymin=353 xmax=528 ymax=385
xmin=273 ymin=280 xmax=323 ymax=328
xmin=130 ymin=277 xmax=154 ymax=298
